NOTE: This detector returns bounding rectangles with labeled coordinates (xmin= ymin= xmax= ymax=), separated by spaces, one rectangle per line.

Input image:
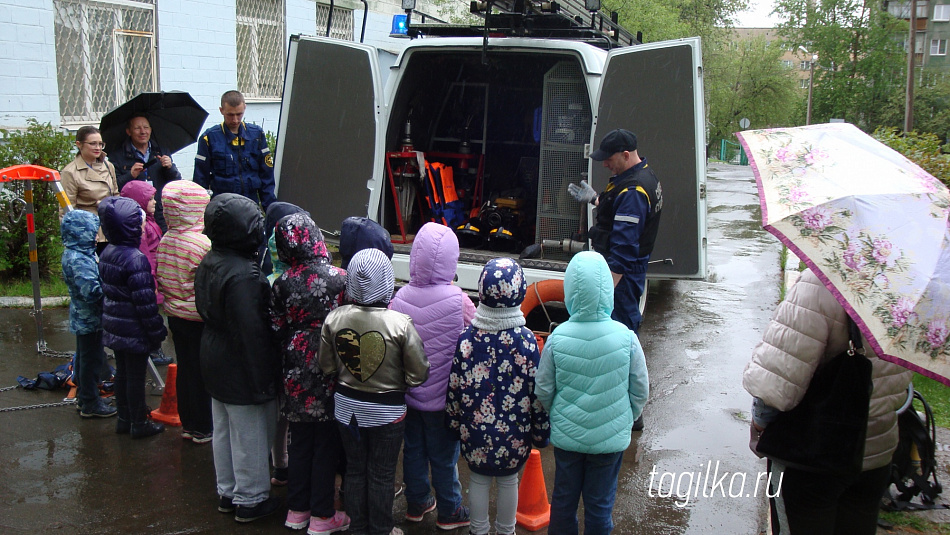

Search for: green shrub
xmin=872 ymin=127 xmax=950 ymax=189
xmin=0 ymin=119 xmax=76 ymax=280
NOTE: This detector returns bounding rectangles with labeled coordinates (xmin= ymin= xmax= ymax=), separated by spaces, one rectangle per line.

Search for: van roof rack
xmin=407 ymin=0 xmax=640 ymax=49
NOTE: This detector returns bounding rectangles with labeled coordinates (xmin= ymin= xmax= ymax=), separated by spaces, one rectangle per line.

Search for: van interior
xmin=379 ymin=50 xmax=593 ymax=267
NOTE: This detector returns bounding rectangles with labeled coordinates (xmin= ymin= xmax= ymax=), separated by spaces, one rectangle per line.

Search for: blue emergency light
xmin=390 ymin=14 xmax=408 ymax=37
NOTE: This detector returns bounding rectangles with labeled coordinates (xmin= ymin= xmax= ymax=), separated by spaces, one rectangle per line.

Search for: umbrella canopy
xmin=99 ymin=91 xmax=208 ymax=156
xmin=737 ymin=123 xmax=950 ymax=385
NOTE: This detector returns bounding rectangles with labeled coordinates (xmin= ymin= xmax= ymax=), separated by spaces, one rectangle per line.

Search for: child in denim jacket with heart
xmin=319 ymin=248 xmax=429 ymax=535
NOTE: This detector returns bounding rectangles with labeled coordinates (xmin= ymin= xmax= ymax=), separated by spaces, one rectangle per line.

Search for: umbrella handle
xmin=897 ymin=383 xmax=915 ymax=414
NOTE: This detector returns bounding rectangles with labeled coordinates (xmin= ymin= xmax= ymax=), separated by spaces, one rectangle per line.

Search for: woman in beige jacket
xmin=743 ymin=269 xmax=912 ymax=535
xmin=60 ymin=126 xmax=118 ymax=251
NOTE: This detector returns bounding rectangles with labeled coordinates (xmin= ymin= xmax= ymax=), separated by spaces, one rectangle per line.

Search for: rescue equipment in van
xmin=423 ymin=161 xmax=466 ymax=228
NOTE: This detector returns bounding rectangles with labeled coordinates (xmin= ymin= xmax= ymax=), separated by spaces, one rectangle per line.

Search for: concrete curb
xmin=0 ymin=296 xmax=70 ymax=308
xmin=784 ymin=251 xmax=802 ymax=292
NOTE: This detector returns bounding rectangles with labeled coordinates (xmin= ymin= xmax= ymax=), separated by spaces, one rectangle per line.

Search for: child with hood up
xmin=61 ymin=209 xmax=116 ymax=418
xmin=445 ymin=257 xmax=549 ymax=535
xmin=98 ymin=196 xmax=168 ymax=438
xmin=155 ymin=180 xmax=212 ymax=443
xmin=121 ymin=179 xmax=171 ymax=365
xmin=262 ymin=201 xmax=309 ymax=487
xmin=389 ymin=222 xmax=475 ymax=528
xmin=120 ymin=180 xmax=163 ymax=303
xmin=535 ymin=251 xmax=649 ymax=535
xmin=195 ymin=193 xmax=281 ymax=523
xmin=338 ymin=216 xmax=394 ymax=271
xmin=269 ymin=212 xmax=349 ymax=533
xmin=319 ymin=248 xmax=429 ymax=535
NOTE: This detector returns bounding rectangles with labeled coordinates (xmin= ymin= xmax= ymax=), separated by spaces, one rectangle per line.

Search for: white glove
xmin=568 ymin=180 xmax=597 ymax=204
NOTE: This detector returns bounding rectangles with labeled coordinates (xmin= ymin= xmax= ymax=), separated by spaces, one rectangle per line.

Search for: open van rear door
xmin=274 ymin=35 xmax=384 ymax=237
xmin=590 ymin=37 xmax=706 ymax=280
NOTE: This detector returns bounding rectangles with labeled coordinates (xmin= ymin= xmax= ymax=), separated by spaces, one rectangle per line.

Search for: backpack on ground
xmin=881 ymin=388 xmax=946 ymax=511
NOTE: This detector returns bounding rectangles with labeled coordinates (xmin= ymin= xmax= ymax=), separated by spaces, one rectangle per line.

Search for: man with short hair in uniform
xmin=569 ymin=128 xmax=662 ymax=334
xmin=194 ymin=90 xmax=277 ymax=209
xmin=568 ymin=128 xmax=661 ymax=431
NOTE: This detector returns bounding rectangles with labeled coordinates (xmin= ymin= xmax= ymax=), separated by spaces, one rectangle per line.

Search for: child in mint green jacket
xmin=535 ymin=251 xmax=649 ymax=535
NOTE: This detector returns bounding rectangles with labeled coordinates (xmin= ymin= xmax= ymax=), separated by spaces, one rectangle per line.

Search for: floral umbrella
xmin=737 ymin=123 xmax=950 ymax=385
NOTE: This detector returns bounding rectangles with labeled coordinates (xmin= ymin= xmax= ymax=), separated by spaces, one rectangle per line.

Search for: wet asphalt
xmin=0 ymin=163 xmax=778 ymax=534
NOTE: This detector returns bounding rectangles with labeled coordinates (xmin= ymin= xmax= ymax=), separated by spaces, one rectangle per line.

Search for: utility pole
xmin=800 ymin=46 xmax=817 ymax=125
xmin=905 ymin=0 xmax=916 ymax=132
xmin=806 ymin=56 xmax=816 ymax=125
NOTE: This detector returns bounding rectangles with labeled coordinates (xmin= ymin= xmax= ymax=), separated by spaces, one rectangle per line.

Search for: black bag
xmin=881 ymin=389 xmax=946 ymax=511
xmin=756 ymin=319 xmax=872 ymax=476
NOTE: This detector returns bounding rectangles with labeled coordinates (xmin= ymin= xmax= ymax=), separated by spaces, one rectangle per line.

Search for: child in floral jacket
xmin=269 ymin=213 xmax=349 ymax=533
xmin=445 ymin=257 xmax=550 ymax=535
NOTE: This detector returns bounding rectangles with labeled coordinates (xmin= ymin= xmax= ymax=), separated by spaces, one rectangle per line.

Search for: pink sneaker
xmin=307 ymin=511 xmax=350 ymax=535
xmin=285 ymin=509 xmax=310 ymax=529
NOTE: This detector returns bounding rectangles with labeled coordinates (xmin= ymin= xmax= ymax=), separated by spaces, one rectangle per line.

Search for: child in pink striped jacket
xmin=156 ymin=180 xmax=213 ymax=443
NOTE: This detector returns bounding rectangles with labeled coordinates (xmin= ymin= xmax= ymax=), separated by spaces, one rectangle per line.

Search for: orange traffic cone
xmin=516 ymin=448 xmax=551 ymax=531
xmin=150 ymin=363 xmax=181 ymax=426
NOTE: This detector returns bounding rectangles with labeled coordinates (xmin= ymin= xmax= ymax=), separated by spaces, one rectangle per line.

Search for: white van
xmin=273 ymin=30 xmax=707 ymax=294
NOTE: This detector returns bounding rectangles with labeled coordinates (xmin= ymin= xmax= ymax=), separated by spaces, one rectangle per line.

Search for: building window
xmin=934 ymin=4 xmax=950 ymax=21
xmin=316 ymin=3 xmax=355 ymax=40
xmin=933 ymin=39 xmax=948 ymax=55
xmin=800 ymin=78 xmax=810 ymax=89
xmin=53 ymin=0 xmax=156 ymax=123
xmin=800 ymin=60 xmax=813 ymax=70
xmin=888 ymin=1 xmax=929 ymax=18
xmin=237 ymin=0 xmax=285 ymax=99
xmin=781 ymin=59 xmax=794 ymax=68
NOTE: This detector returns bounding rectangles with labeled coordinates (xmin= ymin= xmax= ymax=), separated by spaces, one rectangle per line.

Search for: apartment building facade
xmin=0 ymin=0 xmax=432 ymax=176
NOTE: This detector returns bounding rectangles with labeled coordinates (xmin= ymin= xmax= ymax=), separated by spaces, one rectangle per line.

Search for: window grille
xmin=316 ymin=3 xmax=355 ymax=40
xmin=237 ymin=0 xmax=286 ymax=99
xmin=53 ymin=0 xmax=156 ymax=123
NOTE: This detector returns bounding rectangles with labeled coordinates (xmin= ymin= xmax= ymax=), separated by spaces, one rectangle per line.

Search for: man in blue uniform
xmin=194 ymin=91 xmax=276 ymax=209
xmin=569 ymin=128 xmax=662 ymax=334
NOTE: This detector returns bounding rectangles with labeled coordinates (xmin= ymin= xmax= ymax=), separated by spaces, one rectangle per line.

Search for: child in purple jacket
xmin=389 ymin=222 xmax=475 ymax=529
xmin=98 ymin=196 xmax=168 ymax=438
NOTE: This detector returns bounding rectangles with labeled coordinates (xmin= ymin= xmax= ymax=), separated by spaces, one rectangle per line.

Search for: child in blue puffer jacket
xmin=535 ymin=251 xmax=649 ymax=535
xmin=98 ymin=196 xmax=168 ymax=438
xmin=446 ymin=257 xmax=549 ymax=535
xmin=61 ymin=209 xmax=115 ymax=419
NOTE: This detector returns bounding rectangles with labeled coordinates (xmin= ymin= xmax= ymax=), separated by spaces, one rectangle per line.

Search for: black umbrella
xmin=99 ymin=91 xmax=209 ymax=155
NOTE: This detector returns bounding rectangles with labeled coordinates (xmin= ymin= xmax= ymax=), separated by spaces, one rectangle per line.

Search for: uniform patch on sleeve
xmin=265 ymin=154 xmax=274 ymax=167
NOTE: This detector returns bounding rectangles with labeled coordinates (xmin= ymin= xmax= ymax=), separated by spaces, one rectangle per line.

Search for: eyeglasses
xmin=82 ymin=142 xmax=105 ymax=148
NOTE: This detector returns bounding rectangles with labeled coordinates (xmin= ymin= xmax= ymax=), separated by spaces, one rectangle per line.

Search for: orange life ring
xmin=521 ymin=279 xmax=565 ymax=352
xmin=520 ymin=279 xmax=565 ymax=317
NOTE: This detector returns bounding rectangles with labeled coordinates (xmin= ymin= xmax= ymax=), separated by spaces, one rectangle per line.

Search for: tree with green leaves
xmin=705 ymin=35 xmax=800 ymax=154
xmin=0 ymin=119 xmax=76 ymax=280
xmin=878 ymin=71 xmax=950 ymax=145
xmin=773 ymin=0 xmax=907 ymax=130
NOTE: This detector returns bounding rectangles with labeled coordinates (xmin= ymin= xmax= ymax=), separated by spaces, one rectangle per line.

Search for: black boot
xmin=115 ymin=399 xmax=130 ymax=434
xmin=116 ymin=417 xmax=131 ymax=434
xmin=131 ymin=420 xmax=165 ymax=439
